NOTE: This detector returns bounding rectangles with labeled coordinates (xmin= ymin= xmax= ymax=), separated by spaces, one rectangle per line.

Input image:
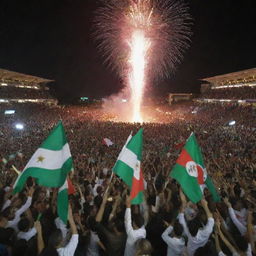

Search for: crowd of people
xmin=0 ymin=100 xmax=255 ymax=256
xmin=202 ymin=86 xmax=256 ymax=100
xmin=0 ymin=87 xmax=53 ymax=100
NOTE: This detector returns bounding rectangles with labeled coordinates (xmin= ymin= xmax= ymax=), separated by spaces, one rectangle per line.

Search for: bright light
xmin=4 ymin=110 xmax=15 ymax=115
xmin=0 ymin=99 xmax=9 ymax=103
xmin=121 ymin=99 xmax=127 ymax=103
xmin=15 ymin=123 xmax=24 ymax=130
xmin=228 ymin=120 xmax=236 ymax=126
xmin=1 ymin=83 xmax=7 ymax=86
xmin=128 ymin=29 xmax=150 ymax=123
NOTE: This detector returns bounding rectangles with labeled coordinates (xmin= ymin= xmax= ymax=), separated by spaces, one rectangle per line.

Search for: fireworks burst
xmin=94 ymin=0 xmax=192 ymax=122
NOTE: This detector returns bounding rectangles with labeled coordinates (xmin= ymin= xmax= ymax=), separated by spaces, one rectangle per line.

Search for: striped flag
xmin=13 ymin=121 xmax=73 ymax=223
xmin=113 ymin=129 xmax=144 ymax=204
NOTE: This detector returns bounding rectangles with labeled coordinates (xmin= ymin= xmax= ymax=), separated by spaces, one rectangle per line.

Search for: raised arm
xmin=68 ymin=204 xmax=78 ymax=235
xmin=34 ymin=220 xmax=44 ymax=254
xmin=216 ymin=219 xmax=238 ymax=255
xmin=201 ymin=198 xmax=213 ymax=219
xmin=224 ymin=197 xmax=246 ymax=235
xmin=247 ymin=210 xmax=255 ymax=254
xmin=125 ymin=196 xmax=133 ymax=236
xmin=109 ymin=194 xmax=121 ymax=222
xmin=95 ymin=186 xmax=109 ymax=223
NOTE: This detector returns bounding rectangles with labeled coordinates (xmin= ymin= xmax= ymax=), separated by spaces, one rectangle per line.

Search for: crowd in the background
xmin=0 ymin=87 xmax=53 ymax=99
xmin=0 ymin=100 xmax=255 ymax=256
xmin=202 ymin=86 xmax=256 ymax=100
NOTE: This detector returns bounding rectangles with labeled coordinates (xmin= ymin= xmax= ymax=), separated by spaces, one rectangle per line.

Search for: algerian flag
xmin=13 ymin=121 xmax=73 ymax=194
xmin=170 ymin=133 xmax=220 ymax=203
xmin=113 ymin=129 xmax=144 ymax=204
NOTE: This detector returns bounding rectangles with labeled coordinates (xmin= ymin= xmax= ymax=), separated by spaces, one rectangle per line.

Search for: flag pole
xmin=12 ymin=165 xmax=21 ymax=175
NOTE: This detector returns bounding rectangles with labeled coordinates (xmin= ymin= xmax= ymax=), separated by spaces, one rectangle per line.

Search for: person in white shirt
xmin=215 ymin=218 xmax=252 ymax=256
xmin=124 ymin=196 xmax=146 ymax=256
xmin=223 ymin=197 xmax=247 ymax=235
xmin=162 ymin=220 xmax=185 ymax=256
xmin=17 ymin=217 xmax=37 ymax=241
xmin=3 ymin=186 xmax=34 ymax=232
xmin=56 ymin=205 xmax=78 ymax=256
xmin=39 ymin=204 xmax=78 ymax=256
xmin=178 ymin=190 xmax=214 ymax=256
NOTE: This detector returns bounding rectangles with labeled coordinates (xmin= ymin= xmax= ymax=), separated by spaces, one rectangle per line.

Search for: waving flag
xmin=170 ymin=133 xmax=220 ymax=203
xmin=113 ymin=129 xmax=144 ymax=204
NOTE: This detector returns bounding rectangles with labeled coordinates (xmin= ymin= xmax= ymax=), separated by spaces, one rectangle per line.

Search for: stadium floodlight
xmin=228 ymin=120 xmax=236 ymax=126
xmin=15 ymin=123 xmax=24 ymax=130
xmin=4 ymin=110 xmax=15 ymax=115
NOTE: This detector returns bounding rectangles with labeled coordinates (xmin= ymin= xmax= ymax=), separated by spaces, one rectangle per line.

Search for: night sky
xmin=0 ymin=0 xmax=255 ymax=101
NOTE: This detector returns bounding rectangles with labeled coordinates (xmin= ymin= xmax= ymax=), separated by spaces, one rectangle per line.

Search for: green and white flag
xmin=13 ymin=121 xmax=73 ymax=194
xmin=57 ymin=179 xmax=69 ymax=224
xmin=170 ymin=133 xmax=220 ymax=203
xmin=113 ymin=129 xmax=144 ymax=204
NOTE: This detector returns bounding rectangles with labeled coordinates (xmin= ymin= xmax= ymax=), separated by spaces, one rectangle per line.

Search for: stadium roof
xmin=0 ymin=68 xmax=53 ymax=84
xmin=201 ymin=68 xmax=256 ymax=84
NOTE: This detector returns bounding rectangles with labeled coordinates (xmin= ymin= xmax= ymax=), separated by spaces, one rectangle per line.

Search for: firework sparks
xmin=129 ymin=29 xmax=150 ymax=122
xmin=94 ymin=0 xmax=192 ymax=122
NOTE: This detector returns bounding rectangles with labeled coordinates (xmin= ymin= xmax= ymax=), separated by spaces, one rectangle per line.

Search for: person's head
xmin=12 ymin=193 xmax=27 ymax=208
xmin=2 ymin=206 xmax=15 ymax=221
xmin=111 ymin=218 xmax=125 ymax=233
xmin=234 ymin=184 xmax=241 ymax=197
xmin=39 ymin=247 xmax=59 ymax=256
xmin=135 ymin=238 xmax=152 ymax=256
xmin=132 ymin=214 xmax=144 ymax=229
xmin=48 ymin=229 xmax=63 ymax=248
xmin=187 ymin=217 xmax=202 ymax=237
xmin=173 ymin=220 xmax=183 ymax=237
xmin=18 ymin=218 xmax=30 ymax=232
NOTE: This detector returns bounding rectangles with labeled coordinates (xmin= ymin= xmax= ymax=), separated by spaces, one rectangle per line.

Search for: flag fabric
xmin=13 ymin=121 xmax=73 ymax=194
xmin=67 ymin=178 xmax=75 ymax=195
xmin=113 ymin=129 xmax=144 ymax=204
xmin=170 ymin=133 xmax=220 ymax=203
xmin=102 ymin=138 xmax=114 ymax=147
xmin=57 ymin=178 xmax=75 ymax=224
xmin=174 ymin=141 xmax=185 ymax=150
xmin=57 ymin=179 xmax=69 ymax=224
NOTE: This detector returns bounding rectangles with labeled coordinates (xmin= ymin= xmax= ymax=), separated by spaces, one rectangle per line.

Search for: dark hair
xmin=94 ymin=195 xmax=103 ymax=208
xmin=234 ymin=184 xmax=241 ymax=197
xmin=113 ymin=218 xmax=125 ymax=233
xmin=39 ymin=246 xmax=58 ymax=256
xmin=187 ymin=217 xmax=202 ymax=237
xmin=0 ymin=227 xmax=16 ymax=246
xmin=12 ymin=239 xmax=28 ymax=256
xmin=18 ymin=218 xmax=30 ymax=232
xmin=234 ymin=235 xmax=248 ymax=252
xmin=48 ymin=229 xmax=63 ymax=248
xmin=194 ymin=243 xmax=215 ymax=256
xmin=173 ymin=220 xmax=183 ymax=237
xmin=133 ymin=214 xmax=144 ymax=229
xmin=87 ymin=216 xmax=97 ymax=232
